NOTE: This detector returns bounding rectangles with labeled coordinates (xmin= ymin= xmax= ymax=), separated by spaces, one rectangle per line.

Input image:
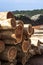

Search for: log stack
xmin=0 ymin=11 xmax=43 ymax=65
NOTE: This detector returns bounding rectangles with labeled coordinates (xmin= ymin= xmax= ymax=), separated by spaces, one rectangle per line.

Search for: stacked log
xmin=22 ymin=39 xmax=31 ymax=53
xmin=0 ymin=21 xmax=34 ymax=65
xmin=21 ymin=39 xmax=31 ymax=65
xmin=0 ymin=18 xmax=16 ymax=29
xmin=0 ymin=11 xmax=43 ymax=65
xmin=0 ymin=46 xmax=17 ymax=62
xmin=0 ymin=12 xmax=14 ymax=20
xmin=15 ymin=24 xmax=24 ymax=43
xmin=24 ymin=24 xmax=34 ymax=36
xmin=16 ymin=20 xmax=24 ymax=26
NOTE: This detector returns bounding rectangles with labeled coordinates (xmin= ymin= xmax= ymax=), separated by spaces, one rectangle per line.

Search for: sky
xmin=0 ymin=0 xmax=43 ymax=11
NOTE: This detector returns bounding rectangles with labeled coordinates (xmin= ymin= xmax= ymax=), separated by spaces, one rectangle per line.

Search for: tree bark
xmin=3 ymin=39 xmax=18 ymax=45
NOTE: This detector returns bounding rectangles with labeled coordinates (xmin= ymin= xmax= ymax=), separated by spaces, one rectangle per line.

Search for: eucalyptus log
xmin=0 ymin=30 xmax=15 ymax=40
xmin=0 ymin=30 xmax=15 ymax=39
xmin=16 ymin=20 xmax=24 ymax=26
xmin=15 ymin=24 xmax=23 ymax=43
xmin=0 ymin=18 xmax=16 ymax=29
xmin=0 ymin=41 xmax=5 ymax=53
xmin=0 ymin=31 xmax=15 ymax=36
xmin=0 ymin=34 xmax=15 ymax=40
xmin=0 ymin=46 xmax=17 ymax=62
xmin=24 ymin=24 xmax=34 ymax=36
xmin=0 ymin=12 xmax=14 ymax=20
xmin=23 ymin=29 xmax=30 ymax=41
xmin=22 ymin=39 xmax=31 ymax=53
xmin=0 ymin=34 xmax=19 ymax=45
xmin=3 ymin=39 xmax=17 ymax=45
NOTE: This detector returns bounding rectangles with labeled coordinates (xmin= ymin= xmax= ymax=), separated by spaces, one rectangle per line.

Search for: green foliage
xmin=13 ymin=9 xmax=43 ymax=17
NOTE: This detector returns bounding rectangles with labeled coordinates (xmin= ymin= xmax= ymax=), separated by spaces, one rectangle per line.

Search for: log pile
xmin=0 ymin=11 xmax=43 ymax=65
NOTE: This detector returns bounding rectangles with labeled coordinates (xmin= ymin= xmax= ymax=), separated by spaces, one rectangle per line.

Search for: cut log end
xmin=8 ymin=46 xmax=17 ymax=62
xmin=16 ymin=20 xmax=24 ymax=26
xmin=7 ymin=12 xmax=14 ymax=19
xmin=15 ymin=24 xmax=23 ymax=43
xmin=28 ymin=24 xmax=34 ymax=35
xmin=11 ymin=18 xmax=16 ymax=28
xmin=0 ymin=18 xmax=16 ymax=29
xmin=22 ymin=39 xmax=31 ymax=53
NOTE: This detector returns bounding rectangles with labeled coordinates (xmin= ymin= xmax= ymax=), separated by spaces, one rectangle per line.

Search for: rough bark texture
xmin=3 ymin=39 xmax=17 ymax=45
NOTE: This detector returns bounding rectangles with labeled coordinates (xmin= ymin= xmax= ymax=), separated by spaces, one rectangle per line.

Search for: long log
xmin=3 ymin=39 xmax=18 ymax=45
xmin=0 ymin=34 xmax=15 ymax=40
xmin=22 ymin=39 xmax=31 ymax=53
xmin=0 ymin=46 xmax=17 ymax=62
xmin=0 ymin=18 xmax=16 ymax=29
xmin=0 ymin=31 xmax=14 ymax=36
xmin=0 ymin=12 xmax=14 ymax=20
xmin=0 ymin=34 xmax=19 ymax=45
xmin=15 ymin=24 xmax=24 ymax=43
xmin=0 ymin=30 xmax=16 ymax=40
xmin=0 ymin=41 xmax=5 ymax=53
